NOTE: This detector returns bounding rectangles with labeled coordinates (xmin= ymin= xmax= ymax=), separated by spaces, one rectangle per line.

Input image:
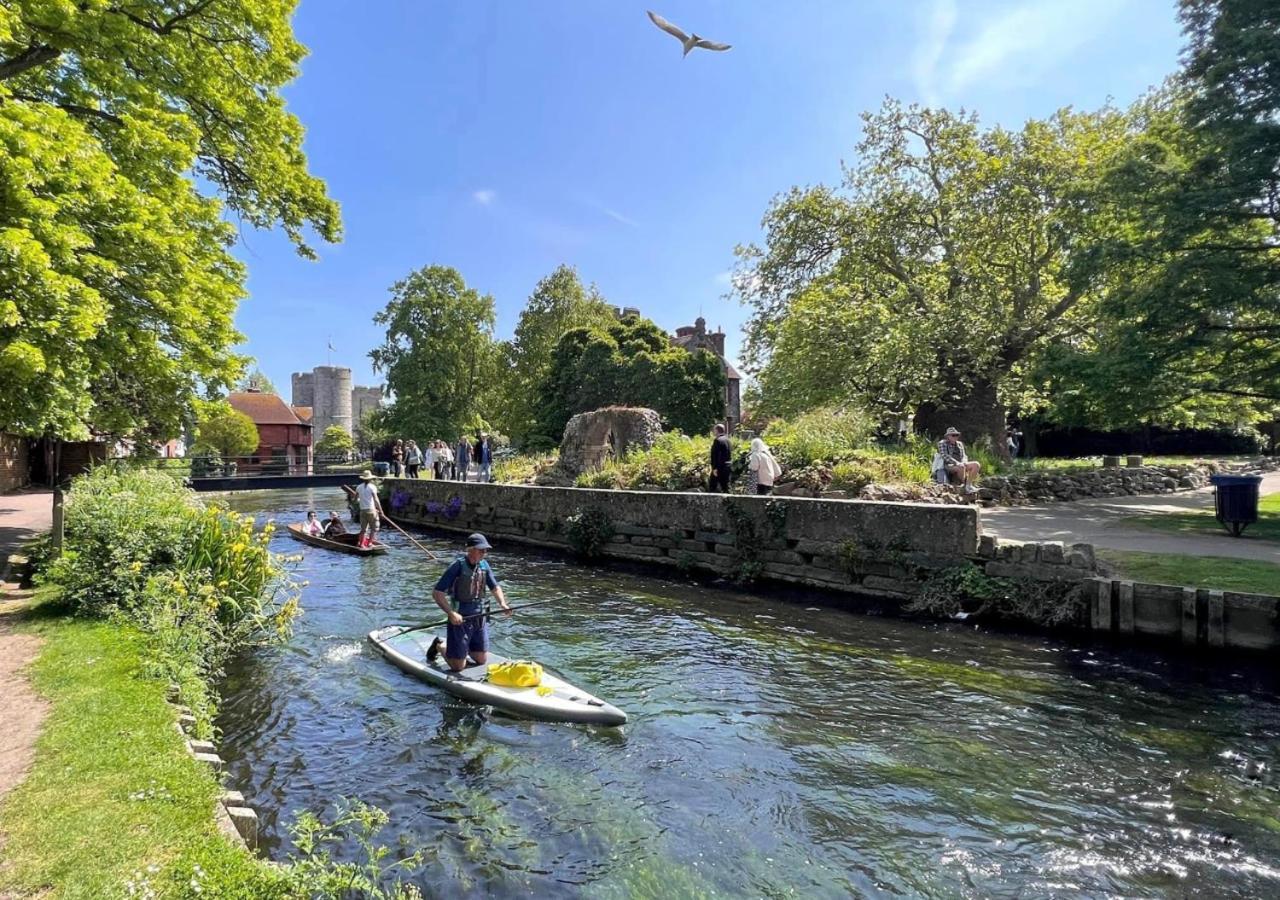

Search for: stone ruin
xmin=556 ymin=407 xmax=664 ymax=477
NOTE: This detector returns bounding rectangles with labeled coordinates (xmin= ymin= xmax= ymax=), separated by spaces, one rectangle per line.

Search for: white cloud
xmin=472 ymin=189 xmax=497 ymax=206
xmin=601 ymin=207 xmax=639 ymax=228
xmin=914 ymin=0 xmax=1123 ymax=102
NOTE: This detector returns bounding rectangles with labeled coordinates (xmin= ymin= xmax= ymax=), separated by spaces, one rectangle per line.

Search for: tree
xmin=0 ymin=1 xmax=340 ymax=441
xmin=369 ymin=265 xmax=498 ymax=441
xmin=532 ymin=315 xmax=726 ymax=444
xmin=314 ymin=424 xmax=354 ymax=458
xmin=1050 ymin=0 xmax=1280 ymax=420
xmin=734 ymin=100 xmax=1132 ymax=455
xmin=493 ymin=265 xmax=616 ymax=446
xmin=237 ymin=368 xmax=279 ymax=395
xmin=194 ymin=406 xmax=258 ymax=460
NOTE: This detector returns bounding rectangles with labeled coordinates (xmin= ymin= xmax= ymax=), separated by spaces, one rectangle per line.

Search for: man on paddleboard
xmin=429 ymin=533 xmax=511 ymax=672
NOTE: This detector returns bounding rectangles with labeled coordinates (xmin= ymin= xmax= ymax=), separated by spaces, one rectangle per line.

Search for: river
xmin=216 ymin=488 xmax=1280 ymax=898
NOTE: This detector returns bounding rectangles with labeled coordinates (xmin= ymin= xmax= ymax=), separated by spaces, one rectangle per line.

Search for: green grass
xmin=1097 ymin=549 xmax=1280 ymax=595
xmin=0 ymin=595 xmax=280 ymax=899
xmin=1125 ymin=493 xmax=1280 ymax=544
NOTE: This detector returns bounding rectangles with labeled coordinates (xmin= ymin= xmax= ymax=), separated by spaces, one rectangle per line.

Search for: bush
xmin=493 ymin=451 xmax=557 ymax=484
xmin=564 ymin=507 xmax=615 ymax=557
xmin=763 ymin=406 xmax=877 ymax=470
xmin=572 ymin=431 xmax=721 ymax=492
xmin=38 ymin=467 xmax=301 ymax=735
xmin=907 ymin=562 xmax=1087 ymax=627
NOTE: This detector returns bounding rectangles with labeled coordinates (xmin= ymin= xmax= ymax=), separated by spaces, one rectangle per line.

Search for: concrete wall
xmin=0 ymin=433 xmax=29 ymax=492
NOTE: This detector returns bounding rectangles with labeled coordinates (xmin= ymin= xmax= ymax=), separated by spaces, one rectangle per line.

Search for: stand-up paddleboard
xmin=367 ymin=625 xmax=627 ymax=727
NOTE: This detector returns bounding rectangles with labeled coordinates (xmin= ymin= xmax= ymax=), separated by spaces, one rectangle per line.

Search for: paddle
xmin=395 ymin=597 xmax=558 ymax=637
xmin=381 ymin=514 xmax=441 ymax=561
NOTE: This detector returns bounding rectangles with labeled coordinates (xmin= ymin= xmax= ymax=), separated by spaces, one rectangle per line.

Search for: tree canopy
xmin=735 ymin=100 xmax=1131 ymax=452
xmin=193 ymin=404 xmax=257 ymax=459
xmin=493 ymin=265 xmax=616 ymax=446
xmin=0 ymin=0 xmax=339 ymax=441
xmin=314 ymin=424 xmax=354 ymax=457
xmin=369 ymin=265 xmax=498 ymax=442
xmin=237 ymin=368 xmax=279 ymax=395
xmin=532 ymin=315 xmax=726 ymax=445
xmin=1039 ymin=0 xmax=1280 ymax=424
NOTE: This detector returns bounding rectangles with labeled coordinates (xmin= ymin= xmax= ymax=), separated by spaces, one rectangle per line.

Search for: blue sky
xmin=236 ymin=0 xmax=1186 ymax=394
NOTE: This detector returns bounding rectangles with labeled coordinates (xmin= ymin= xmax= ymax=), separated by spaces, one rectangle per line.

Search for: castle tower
xmin=291 ymin=371 xmax=315 ymax=408
xmin=351 ymin=386 xmax=383 ymax=429
xmin=311 ymin=366 xmax=353 ymax=436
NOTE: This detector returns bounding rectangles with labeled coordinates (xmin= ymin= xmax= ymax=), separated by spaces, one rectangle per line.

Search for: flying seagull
xmin=646 ymin=10 xmax=731 ymax=57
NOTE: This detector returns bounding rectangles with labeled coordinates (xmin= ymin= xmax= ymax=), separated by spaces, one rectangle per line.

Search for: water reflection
xmin=215 ymin=489 xmax=1280 ymax=898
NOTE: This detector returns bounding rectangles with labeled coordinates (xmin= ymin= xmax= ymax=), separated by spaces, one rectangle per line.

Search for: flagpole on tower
xmin=327 ymin=337 xmax=334 ymax=367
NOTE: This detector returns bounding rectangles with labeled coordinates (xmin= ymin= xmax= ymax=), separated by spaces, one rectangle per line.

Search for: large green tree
xmin=192 ymin=404 xmax=257 ymax=459
xmin=0 ymin=1 xmax=340 ymax=441
xmin=369 ymin=265 xmax=498 ymax=441
xmin=532 ymin=315 xmax=726 ymax=445
xmin=734 ymin=100 xmax=1131 ymax=454
xmin=493 ymin=264 xmax=616 ymax=446
xmin=1043 ymin=0 xmax=1280 ymax=423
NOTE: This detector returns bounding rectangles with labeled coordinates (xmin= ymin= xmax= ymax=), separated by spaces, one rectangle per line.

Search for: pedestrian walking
xmin=708 ymin=424 xmax=732 ymax=493
xmin=455 ymin=436 xmax=471 ymax=482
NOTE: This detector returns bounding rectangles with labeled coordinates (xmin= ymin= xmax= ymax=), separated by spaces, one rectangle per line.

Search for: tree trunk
xmin=914 ymin=376 xmax=1010 ymax=462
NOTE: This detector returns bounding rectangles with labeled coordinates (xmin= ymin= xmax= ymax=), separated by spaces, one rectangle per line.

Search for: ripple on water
xmin=214 ymin=489 xmax=1280 ymax=898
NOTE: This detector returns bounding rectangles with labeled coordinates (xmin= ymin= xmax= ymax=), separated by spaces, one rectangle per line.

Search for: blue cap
xmin=465 ymin=533 xmax=492 ymax=550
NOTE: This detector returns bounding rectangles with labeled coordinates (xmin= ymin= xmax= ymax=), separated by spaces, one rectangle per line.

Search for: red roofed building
xmin=227 ymin=390 xmax=312 ymax=474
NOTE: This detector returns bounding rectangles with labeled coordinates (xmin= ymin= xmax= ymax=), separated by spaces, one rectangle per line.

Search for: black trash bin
xmin=1209 ymin=473 xmax=1262 ymax=537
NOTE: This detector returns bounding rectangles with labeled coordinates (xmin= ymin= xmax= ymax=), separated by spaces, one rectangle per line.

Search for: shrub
xmin=38 ymin=467 xmax=301 ymax=735
xmin=564 ymin=508 xmax=615 ymax=557
xmin=907 ymin=562 xmax=1087 ymax=627
xmin=763 ymin=406 xmax=876 ymax=470
xmin=494 ymin=452 xmax=557 ymax=484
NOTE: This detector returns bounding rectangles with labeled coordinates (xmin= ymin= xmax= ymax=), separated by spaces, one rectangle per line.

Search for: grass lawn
xmin=0 ymin=594 xmax=280 ymax=899
xmin=1126 ymin=493 xmax=1280 ymax=543
xmin=1097 ymin=549 xmax=1280 ymax=595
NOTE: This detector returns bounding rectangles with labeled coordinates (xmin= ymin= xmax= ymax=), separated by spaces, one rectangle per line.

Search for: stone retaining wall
xmin=385 ymin=480 xmax=1098 ymax=600
xmin=383 ymin=479 xmax=1280 ymax=652
xmin=978 ymin=457 xmax=1279 ymax=505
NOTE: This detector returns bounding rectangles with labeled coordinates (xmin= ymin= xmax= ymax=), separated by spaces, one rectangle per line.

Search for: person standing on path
xmin=709 ymin=424 xmax=732 ymax=493
xmin=428 ymin=533 xmax=511 ymax=672
xmin=474 ymin=433 xmax=493 ymax=483
xmin=391 ymin=440 xmax=405 ymax=478
xmin=405 ymin=441 xmax=422 ymax=479
xmin=455 ymin=436 xmax=471 ymax=482
xmin=747 ymin=438 xmax=782 ymax=495
xmin=355 ymin=470 xmax=385 ymax=548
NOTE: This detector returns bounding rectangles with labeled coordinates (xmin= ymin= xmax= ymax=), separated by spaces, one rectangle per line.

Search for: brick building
xmin=227 ymin=390 xmax=313 ymax=474
xmin=670 ymin=317 xmax=742 ymax=432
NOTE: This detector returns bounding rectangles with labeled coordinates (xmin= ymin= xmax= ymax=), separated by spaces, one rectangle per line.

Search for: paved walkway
xmin=980 ymin=471 xmax=1280 ymax=563
xmin=0 ymin=488 xmax=52 ymax=577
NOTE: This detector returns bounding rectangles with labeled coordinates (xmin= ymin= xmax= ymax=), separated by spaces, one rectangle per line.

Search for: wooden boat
xmin=287 ymin=523 xmax=389 ymax=556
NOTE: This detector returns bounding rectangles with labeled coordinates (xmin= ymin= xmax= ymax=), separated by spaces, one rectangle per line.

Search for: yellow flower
xmin=129 ymin=561 xmax=143 ymax=573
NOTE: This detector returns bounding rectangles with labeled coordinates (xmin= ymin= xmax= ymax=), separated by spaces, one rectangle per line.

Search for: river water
xmin=216 ymin=489 xmax=1280 ymax=898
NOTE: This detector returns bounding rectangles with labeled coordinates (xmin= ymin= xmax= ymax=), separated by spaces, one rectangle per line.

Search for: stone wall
xmin=382 ymin=479 xmax=1280 ymax=652
xmin=978 ymin=457 xmax=1279 ymax=505
xmin=386 ymin=480 xmax=982 ymax=596
xmin=1 ymin=433 xmax=29 ymax=493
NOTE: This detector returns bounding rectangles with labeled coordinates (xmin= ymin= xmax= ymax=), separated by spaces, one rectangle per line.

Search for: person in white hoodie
xmin=747 ymin=437 xmax=783 ymax=495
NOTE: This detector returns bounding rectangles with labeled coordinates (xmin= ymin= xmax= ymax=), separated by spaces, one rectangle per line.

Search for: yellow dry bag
xmin=487 ymin=660 xmax=543 ymax=688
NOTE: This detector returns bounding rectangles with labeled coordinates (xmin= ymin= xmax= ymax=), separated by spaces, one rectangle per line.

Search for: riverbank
xmin=0 ymin=590 xmax=276 ymax=899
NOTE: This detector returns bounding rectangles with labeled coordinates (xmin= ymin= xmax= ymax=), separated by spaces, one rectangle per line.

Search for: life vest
xmin=448 ymin=557 xmax=490 ymax=611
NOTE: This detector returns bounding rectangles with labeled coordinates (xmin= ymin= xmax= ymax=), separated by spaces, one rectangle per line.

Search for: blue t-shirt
xmin=434 ymin=558 xmax=498 ymax=612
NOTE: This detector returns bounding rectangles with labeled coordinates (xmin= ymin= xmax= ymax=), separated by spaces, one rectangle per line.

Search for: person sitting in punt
xmin=322 ymin=510 xmax=347 ymax=538
xmin=303 ymin=510 xmax=324 ymax=536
